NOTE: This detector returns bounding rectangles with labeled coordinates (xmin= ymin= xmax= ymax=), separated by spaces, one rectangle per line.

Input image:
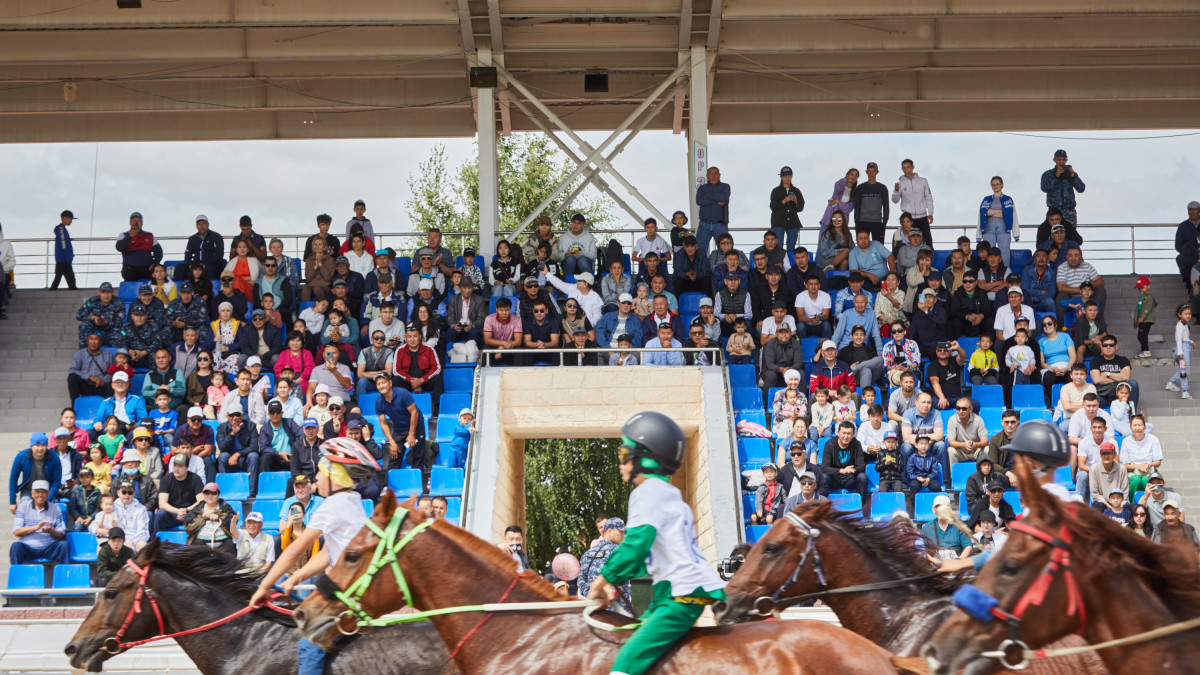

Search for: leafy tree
xmin=522 ymin=437 xmax=631 ymax=573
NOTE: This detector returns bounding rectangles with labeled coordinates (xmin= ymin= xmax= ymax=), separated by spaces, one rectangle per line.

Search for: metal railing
xmin=479 ymin=345 xmax=725 ymax=367
xmin=2 ymin=221 xmax=1175 ymax=291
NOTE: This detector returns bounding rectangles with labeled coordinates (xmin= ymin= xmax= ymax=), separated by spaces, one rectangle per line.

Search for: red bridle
xmin=1001 ymin=518 xmax=1087 ymax=636
xmin=102 ymin=559 xmax=292 ymax=654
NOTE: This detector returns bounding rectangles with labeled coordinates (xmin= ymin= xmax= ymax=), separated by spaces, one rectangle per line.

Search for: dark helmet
xmin=1000 ymin=419 xmax=1070 ymax=468
xmin=620 ymin=411 xmax=686 ymax=476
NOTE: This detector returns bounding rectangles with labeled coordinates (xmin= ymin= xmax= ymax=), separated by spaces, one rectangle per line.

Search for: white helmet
xmin=320 ymin=437 xmax=382 ymax=483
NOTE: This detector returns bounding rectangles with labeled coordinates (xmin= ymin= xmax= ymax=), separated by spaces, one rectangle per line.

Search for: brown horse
xmin=713 ymin=501 xmax=1106 ymax=673
xmin=923 ymin=460 xmax=1200 ymax=674
xmin=293 ymin=493 xmax=927 ymax=675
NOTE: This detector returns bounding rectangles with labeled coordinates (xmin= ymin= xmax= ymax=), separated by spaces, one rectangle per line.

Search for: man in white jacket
xmin=556 ymin=213 xmax=598 ymax=276
xmin=892 ymin=159 xmax=935 ymax=246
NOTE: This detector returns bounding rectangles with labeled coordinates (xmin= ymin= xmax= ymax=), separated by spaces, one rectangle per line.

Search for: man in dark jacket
xmin=331 ymin=256 xmax=366 ymax=317
xmin=949 ymin=273 xmax=994 ymax=339
xmin=820 ymin=422 xmax=870 ymax=516
xmin=769 ymin=166 xmax=805 ymax=251
xmin=682 ymin=323 xmax=718 ymax=366
xmin=445 ymin=277 xmax=487 ymax=349
xmin=785 ymin=246 xmax=826 ymax=294
xmin=963 ymin=456 xmax=1011 ymax=515
xmin=259 ymin=400 xmax=299 ymax=474
xmin=909 ymin=289 xmax=948 ymax=360
xmin=760 ymin=324 xmax=803 ymax=389
xmin=672 ymin=236 xmax=712 ymax=296
xmin=182 ymin=215 xmax=225 ymax=280
xmin=751 ymin=266 xmax=794 ymax=328
xmin=517 ymin=276 xmax=561 ymax=321
xmin=239 ymin=310 xmax=284 ymax=365
xmin=168 ymin=282 xmax=211 ymax=345
xmin=210 ymin=272 xmax=249 ymax=320
xmin=1039 ymin=150 xmax=1086 ymax=226
xmin=853 ymin=162 xmax=890 ymax=243
xmin=290 ymin=418 xmax=324 ymax=480
xmin=9 ymin=434 xmax=61 ymax=511
xmin=216 ymin=401 xmax=262 ymax=497
xmin=115 ymin=212 xmax=163 ymax=281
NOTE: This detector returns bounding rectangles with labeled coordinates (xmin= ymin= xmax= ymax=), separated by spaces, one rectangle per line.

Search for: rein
xmin=101 ymin=559 xmax=293 ymax=654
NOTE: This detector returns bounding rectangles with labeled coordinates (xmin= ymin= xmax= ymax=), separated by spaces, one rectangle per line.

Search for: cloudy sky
xmin=1 ymin=127 xmax=1196 ymax=282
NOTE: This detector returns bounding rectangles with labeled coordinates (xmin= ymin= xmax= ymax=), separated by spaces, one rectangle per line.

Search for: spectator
xmin=216 ymin=401 xmax=262 ymax=497
xmin=168 ymin=283 xmax=211 ymax=346
xmin=1018 ymin=249 xmax=1057 ymax=315
xmin=949 ymin=272 xmax=993 ymax=339
xmin=639 ymin=295 xmax=682 ymax=346
xmin=785 ymin=246 xmax=826 ymax=295
xmin=483 ymin=299 xmax=524 ymax=366
xmin=68 ymin=331 xmax=115 ymax=401
xmin=235 ymin=511 xmax=276 ymax=572
xmin=921 ymin=494 xmax=973 ymax=559
xmin=223 ymin=238 xmax=262 ymax=301
xmin=420 ymin=228 xmax=457 ymax=277
xmin=946 ymin=398 xmax=989 ymax=469
xmin=751 ymin=265 xmax=793 ymax=329
xmin=77 ymin=282 xmax=126 ymax=348
xmin=682 ymin=323 xmax=717 ymax=366
xmin=1038 ymin=316 xmax=1077 ymax=407
xmin=121 ymin=303 xmax=162 ymax=369
xmin=1152 ymin=501 xmax=1198 ymax=548
xmin=225 ymin=215 xmax=266 ymax=262
xmin=115 ymin=212 xmax=163 ymax=281
xmin=777 ymin=424 xmax=821 ymax=490
xmin=994 ymin=287 xmax=1034 ymax=343
xmin=176 ymin=408 xmax=217 ymax=482
xmin=905 ymin=435 xmax=944 ymax=514
xmin=760 ymin=324 xmax=802 ymax=388
xmin=112 ymin=477 xmax=151 ymax=550
xmin=517 ymin=275 xmax=560 ymax=322
xmin=361 ymin=273 xmax=405 ymax=340
xmin=968 ymin=334 xmax=1000 ymax=386
xmin=91 ymin=372 xmax=148 ymax=438
xmin=1040 ymin=149 xmax=1086 ymax=225
xmin=407 ymin=248 xmax=448 ymax=301
xmin=819 ymin=168 xmax=859 ymax=233
xmin=341 ymin=231 xmax=376 ymax=283
xmin=1065 ymin=381 xmax=1107 ymax=443
xmin=712 ymin=249 xmax=749 ymax=294
xmin=695 ymin=166 xmax=731 ymax=255
xmin=184 ymin=482 xmax=238 ymax=553
xmin=445 ymin=277 xmax=486 ymax=349
xmin=489 ymin=240 xmax=521 ymax=299
xmin=1072 ymin=416 xmax=1110 ymax=503
xmin=1070 ymin=301 xmax=1107 ymax=361
xmin=95 ymin=527 xmax=134 ymax=586
xmin=141 ymin=348 xmax=185 ymax=410
xmin=210 ymin=271 xmax=249 ymax=322
xmin=793 ymin=276 xmax=833 ymax=340
xmin=753 ymin=230 xmax=789 ymax=275
xmin=883 ymin=324 xmax=921 ymax=389
xmin=258 ymin=400 xmax=298 ymax=471
xmin=578 ymin=517 xmax=632 ymax=615
xmin=600 ymin=259 xmax=632 ymax=314
xmin=8 ymin=432 xmax=60 ymax=517
xmin=632 ymin=217 xmax=671 ymax=272
xmin=1122 ymin=418 xmax=1163 ymax=501
xmin=968 ymin=483 xmax=1016 ymax=532
xmin=277 ymin=474 xmax=323 ymax=531
xmin=820 ymin=422 xmax=870 ymax=516
xmin=58 ymin=409 xmax=92 ymax=460
xmin=521 ymin=216 xmax=560 ymax=266
xmin=673 ymin=235 xmax=711 ymax=297
xmin=546 ymin=270 xmax=602 ymax=327
xmin=853 ymin=162 xmax=890 ymax=243
xmin=963 ymin=456 xmax=1009 ymax=515
xmin=975 ymin=247 xmax=1008 ymax=304
xmin=909 ymin=289 xmax=948 ymax=359
xmin=355 ymin=328 xmax=395 ymax=398
xmin=1089 ymin=337 xmax=1139 ymax=408
xmin=557 ymin=213 xmax=598 ymax=276
xmin=52 ymin=209 xmax=79 ymax=290
xmin=752 ymin=462 xmax=785 ymax=525
xmin=808 ymin=340 xmax=854 ymax=394
xmin=635 ymin=253 xmax=675 ymax=297
xmin=219 ymin=367 xmax=267 ymax=427
xmin=362 ymin=248 xmax=393 ymax=296
xmin=759 ymin=301 xmax=796 ymax=340
xmin=769 ymin=166 xmax=805 ymax=250
xmin=643 ymin=323 xmax=684 ymax=367
xmin=595 ymin=294 xmax=641 ymax=350
xmin=855 ymin=403 xmax=889 ymax=454
xmin=847 ymin=230 xmax=894 ymax=292
xmin=608 ymin=335 xmax=639 ymax=366
xmin=818 ymin=211 xmax=853 ymax=271
xmin=1167 ymin=303 xmax=1193 ymax=400
xmin=307 ymin=344 xmax=354 ymax=404
xmin=521 ymin=299 xmax=562 ymax=365
xmin=9 ymin=480 xmax=67 ymax=565
xmin=873 ymin=428 xmax=904 ymax=495
xmin=563 ymin=327 xmax=603 ymax=367
xmin=154 ymin=454 xmax=204 ymax=534
xmin=301 ymin=236 xmax=335 ymax=302
xmin=256 ymin=257 xmax=295 ymax=320
xmin=895 ymin=227 xmax=931 ymax=280
xmin=976 ymin=176 xmax=1018 ymax=267
xmin=901 ymin=391 xmax=949 ymax=467
xmin=1139 ymin=473 xmax=1181 ymax=529
xmin=374 ymin=374 xmax=429 ymax=472
xmin=1038 ymin=218 xmax=1081 ymax=269
xmin=1056 ymin=248 xmax=1107 ymax=323
xmin=940 ymin=250 xmax=969 ymax=293
xmin=1175 ymin=201 xmax=1200 ymax=287
xmin=832 ymin=292 xmax=883 ymax=353
xmin=927 ymin=338 xmax=969 ymax=410
xmin=901 ymin=251 xmax=934 ymax=314
xmin=366 ymin=300 xmax=404 ymax=348
xmin=892 ymin=159 xmax=934 ymax=245
xmin=1084 ymin=441 xmax=1126 ymax=510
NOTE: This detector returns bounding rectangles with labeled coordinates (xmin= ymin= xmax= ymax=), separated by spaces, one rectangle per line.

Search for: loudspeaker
xmin=116 ymin=0 xmax=142 ymax=7
xmin=584 ymin=72 xmax=609 ymax=93
xmin=469 ymin=67 xmax=498 ymax=88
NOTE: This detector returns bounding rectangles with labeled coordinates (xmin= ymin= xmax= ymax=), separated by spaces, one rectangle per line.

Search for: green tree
xmin=522 ymin=437 xmax=631 ymax=573
xmin=404 ymin=134 xmax=614 ymax=258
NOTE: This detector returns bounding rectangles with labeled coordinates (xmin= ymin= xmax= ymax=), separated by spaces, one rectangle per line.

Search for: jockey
xmin=940 ymin=419 xmax=1072 ymax=573
xmin=586 ymin=411 xmax=726 ymax=675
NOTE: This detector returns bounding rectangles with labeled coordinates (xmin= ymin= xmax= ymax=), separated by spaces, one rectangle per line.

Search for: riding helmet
xmin=321 ymin=437 xmax=382 ymax=483
xmin=1000 ymin=419 xmax=1071 ymax=468
xmin=620 ymin=411 xmax=686 ymax=476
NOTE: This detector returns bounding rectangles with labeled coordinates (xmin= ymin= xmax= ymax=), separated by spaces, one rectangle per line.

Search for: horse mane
xmin=427 ymin=519 xmax=564 ymax=602
xmin=794 ymin=501 xmax=970 ymax=595
xmin=151 ymin=543 xmax=297 ymax=626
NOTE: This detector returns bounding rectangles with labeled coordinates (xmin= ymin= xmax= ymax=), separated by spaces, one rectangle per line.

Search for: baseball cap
xmin=245 ymin=511 xmax=264 ymax=523
xmin=416 ymin=247 xmax=434 ymax=258
xmin=203 ymin=482 xmax=220 ymax=493
xmin=112 ymin=371 xmax=130 ymax=382
xmin=53 ymin=427 xmax=71 ymax=439
xmin=820 ymin=340 xmax=837 ymax=351
xmin=302 ymin=417 xmax=320 ymax=429
xmin=698 ymin=297 xmax=713 ymax=307
xmin=1163 ymin=499 xmax=1181 ymax=510
xmin=246 ymin=355 xmax=262 ymax=366
xmin=137 ymin=284 xmax=153 ymax=296
xmin=62 ymin=210 xmax=77 ymax=219
xmin=179 ymin=281 xmax=193 ymax=293
xmin=418 ymin=278 xmax=434 ymax=291
xmin=932 ymin=494 xmax=951 ymax=508
xmin=987 ymin=483 xmax=1005 ymax=492
xmin=618 ymin=293 xmax=633 ymax=303
xmin=779 ymin=166 xmax=793 ymax=176
xmin=920 ymin=288 xmax=937 ymax=298
xmin=1099 ymin=442 xmax=1117 ymax=454
xmin=78 ymin=467 xmax=94 ymax=477
xmin=98 ymin=281 xmax=114 ymax=292
xmin=334 ymin=256 xmax=349 ymax=265
xmin=354 ymin=199 xmax=366 ymax=207
xmin=171 ymin=454 xmax=190 ymax=466
xmin=130 ymin=303 xmax=148 ymax=316
xmin=1135 ymin=276 xmax=1151 ymax=289
xmin=293 ymin=475 xmax=312 ymax=484
xmin=616 ymin=334 xmax=632 ymax=344
xmin=988 ymin=247 xmax=1002 ymax=257
xmin=377 ymin=273 xmax=393 ymax=284
xmin=458 ymin=408 xmax=473 ymax=418
xmin=523 ymin=275 xmax=539 ymax=286
xmin=761 ymin=462 xmax=778 ymax=472
xmin=121 ymin=448 xmax=142 ymax=463
xmin=224 ymin=401 xmax=244 ymax=416
xmin=1148 ymin=472 xmax=1165 ymax=482
xmin=130 ymin=211 xmax=143 ymax=219
xmin=1189 ymin=201 xmax=1200 ymax=210
xmin=220 ymin=270 xmax=235 ymax=280
xmin=30 ymin=480 xmax=50 ymax=492
xmin=328 ymin=395 xmax=345 ymax=407
xmin=799 ymin=471 xmax=817 ymax=482
xmin=1051 ymin=223 xmax=1066 ymax=233
xmin=267 ymin=400 xmax=283 ymax=413
xmin=908 ymin=228 xmax=923 ymax=239
xmin=865 ymin=161 xmax=879 ymax=169
xmin=346 ymin=418 xmax=364 ymax=430
xmin=108 ymin=526 xmax=126 ymax=540
xmin=375 ymin=249 xmax=391 ymax=259
xmin=463 ymin=248 xmax=476 ymax=257
xmin=195 ymin=214 xmax=208 ymax=223
xmin=1054 ymin=149 xmax=1068 ymax=158
xmin=576 ymin=272 xmax=595 ymax=286
xmin=602 ymin=517 xmax=626 ymax=532
xmin=1005 ymin=273 xmax=1021 ymax=285
xmin=187 ymin=406 xmax=204 ymax=419
xmin=882 ymin=429 xmax=899 ymax=441
xmin=1109 ymin=487 xmax=1126 ymax=496
xmin=1007 ymin=287 xmax=1024 ymax=297
xmin=332 ymin=278 xmax=347 ymax=288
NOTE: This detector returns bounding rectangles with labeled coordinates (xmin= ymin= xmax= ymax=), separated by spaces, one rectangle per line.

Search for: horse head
xmin=65 ymin=539 xmax=167 ymax=672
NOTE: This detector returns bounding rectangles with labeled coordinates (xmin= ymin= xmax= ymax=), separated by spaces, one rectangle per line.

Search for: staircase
xmin=0 ymin=288 xmax=91 ymax=586
xmin=1103 ymin=274 xmax=1200 ymax=511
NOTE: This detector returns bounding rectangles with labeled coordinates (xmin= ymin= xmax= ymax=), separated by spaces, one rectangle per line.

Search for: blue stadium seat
xmin=444 ymin=497 xmax=462 ymax=520
xmin=939 ymin=408 xmax=955 ymax=427
xmin=387 ymin=469 xmax=423 ymax=497
xmin=956 ymin=337 xmax=979 ymax=357
xmin=1011 ymin=385 xmax=1045 ymax=410
xmin=829 ymin=493 xmax=862 ymax=512
xmin=67 ymin=532 xmax=99 ymax=563
xmin=255 ymin=472 xmax=289 ymax=500
xmin=225 ymin=501 xmax=242 ymax=520
xmin=959 ymin=492 xmax=970 ymax=520
xmin=979 ymin=407 xmax=1004 ymax=434
xmin=800 ymin=337 xmax=821 ymax=362
xmin=1009 ymin=249 xmax=1032 ymax=277
xmin=745 ymin=524 xmax=770 ymax=544
xmin=212 ymin=279 xmax=222 ymax=296
xmin=680 ymin=292 xmax=706 ymax=315
xmin=865 ymin=464 xmax=879 ymax=490
xmin=1054 ymin=466 xmax=1075 ymax=490
xmin=292 ymin=258 xmax=303 ymax=284
xmin=117 ymin=281 xmax=143 ymax=303
xmin=870 ymin=493 xmax=906 ymax=522
xmin=412 ymin=393 xmax=433 ymax=418
xmin=362 ymin=499 xmax=376 ymax=516
xmin=430 ymin=467 xmax=464 ymax=497
xmin=7 ymin=565 xmax=44 ymax=590
xmin=395 ymin=257 xmax=412 ymax=278
xmin=215 ymin=473 xmax=250 ymax=501
xmin=931 ymin=250 xmax=952 ymax=272
xmin=443 ymin=367 xmax=475 ymax=393
xmin=1021 ymin=408 xmax=1053 ymax=422
xmin=357 ymin=393 xmax=380 ymax=415
xmin=74 ymin=396 xmax=104 ymax=429
xmin=1051 ymin=383 xmax=1065 ymax=408
xmin=973 ymin=385 xmax=1004 ymax=409
xmin=766 ymin=387 xmax=784 ymax=409
xmin=439 ymin=393 xmax=472 ymax=416
xmin=299 ymin=300 xmax=315 ymax=314
xmin=737 ymin=438 xmax=771 ymax=468
xmin=435 ymin=416 xmax=459 ymax=443
xmin=130 ymin=372 xmax=146 ymax=395
xmin=52 ymin=564 xmax=92 ymax=594
xmin=203 ymin=420 xmax=220 ymax=435
xmin=951 ymin=463 xmax=975 ymax=491
xmin=735 ymin=412 xmax=768 ymax=429
xmin=1003 ymin=490 xmax=1022 ymax=511
xmin=815 ymin=437 xmax=829 ymax=463
xmin=742 ymin=493 xmax=754 ymax=523
xmin=1064 ymin=311 xmax=1078 ymax=331
xmin=731 ymin=387 xmax=764 ymax=413
xmin=727 ymin=364 xmax=757 ymax=389
xmin=251 ymin=500 xmax=283 ymax=523
xmin=156 ymin=531 xmax=187 ymax=545
xmin=1134 ymin=490 xmax=1144 ymax=504
xmin=455 ymin=255 xmax=487 ymax=279
xmin=914 ymin=492 xmax=951 ymax=521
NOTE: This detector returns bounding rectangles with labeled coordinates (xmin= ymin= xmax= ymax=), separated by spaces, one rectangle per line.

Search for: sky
xmin=0 ymin=127 xmax=1196 ymax=283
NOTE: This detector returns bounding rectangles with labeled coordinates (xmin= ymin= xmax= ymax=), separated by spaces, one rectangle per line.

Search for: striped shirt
xmin=1056 ymin=261 xmax=1099 ymax=289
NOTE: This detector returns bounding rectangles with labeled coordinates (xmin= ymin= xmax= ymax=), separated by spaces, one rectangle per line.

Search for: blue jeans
xmin=561 ymin=256 xmax=594 ymax=276
xmin=795 ymin=320 xmax=832 ymax=340
xmin=900 ymin=442 xmax=950 ymax=488
xmin=981 ymin=223 xmax=1012 ymax=267
xmin=772 ymin=227 xmax=800 ymax=253
xmin=696 ymin=221 xmax=729 ymax=257
xmin=356 ymin=376 xmax=379 ymax=398
xmin=218 ymin=450 xmax=261 ymax=497
xmin=445 ymin=326 xmax=482 ymax=348
xmin=1028 ymin=295 xmax=1057 ymax=314
xmin=298 ymin=638 xmax=328 ymax=675
xmin=201 ymin=453 xmax=217 ymax=484
xmin=10 ymin=540 xmax=69 ymax=565
xmin=152 ymin=508 xmax=186 ymax=535
xmin=1169 ymin=349 xmax=1191 ymax=393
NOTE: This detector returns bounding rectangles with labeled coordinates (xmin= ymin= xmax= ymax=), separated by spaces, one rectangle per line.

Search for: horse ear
xmin=138 ymin=536 xmax=162 ymax=564
xmin=374 ymin=489 xmax=397 ymax=521
xmin=1013 ymin=456 xmax=1056 ymax=522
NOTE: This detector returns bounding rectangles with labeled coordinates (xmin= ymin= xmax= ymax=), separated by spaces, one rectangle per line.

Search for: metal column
xmin=477 ymin=47 xmax=499 ymax=262
xmin=687 ymin=45 xmax=710 ymax=231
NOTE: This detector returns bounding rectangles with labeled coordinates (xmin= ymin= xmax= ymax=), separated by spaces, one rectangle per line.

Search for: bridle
xmin=951 ymin=511 xmax=1087 ymax=670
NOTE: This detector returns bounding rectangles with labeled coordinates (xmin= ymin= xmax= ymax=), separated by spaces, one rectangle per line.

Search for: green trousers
xmin=1129 ymin=473 xmax=1149 ymax=502
xmin=610 ymin=583 xmax=724 ymax=675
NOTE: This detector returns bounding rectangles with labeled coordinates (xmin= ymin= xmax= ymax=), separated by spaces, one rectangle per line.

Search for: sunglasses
xmin=134 ymin=437 xmax=151 ymax=442
xmin=189 ymin=416 xmax=203 ymax=421
xmin=790 ymin=452 xmax=804 ymax=457
xmin=329 ymin=405 xmax=342 ymax=411
xmin=533 ymin=309 xmax=547 ymax=314
xmin=120 ymin=490 xmax=135 ymax=495
xmin=373 ymin=335 xmax=385 ymax=341
xmin=1003 ymin=419 xmax=1019 ymax=424
xmin=1043 ymin=321 xmax=1055 ymax=327
xmin=264 ymin=263 xmax=277 ymax=268
xmin=202 ymin=490 xmax=218 ymax=495
xmin=956 ymin=406 xmax=971 ymax=411
xmin=800 ymin=480 xmax=816 ymax=486
xmin=229 ymin=413 xmax=243 ymax=418
xmin=198 ymin=357 xmax=211 ymax=362
xmin=1102 ymin=343 xmax=1117 ymax=348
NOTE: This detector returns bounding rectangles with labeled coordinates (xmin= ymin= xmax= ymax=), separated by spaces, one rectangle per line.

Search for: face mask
xmin=123 ymin=467 xmax=139 ymax=476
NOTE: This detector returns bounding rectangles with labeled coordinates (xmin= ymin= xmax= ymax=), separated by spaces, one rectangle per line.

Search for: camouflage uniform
xmin=126 ymin=296 xmax=167 ymax=332
xmin=76 ymin=295 xmax=126 ymax=348
xmin=167 ymin=296 xmax=211 ymax=345
xmin=120 ymin=318 xmax=165 ymax=365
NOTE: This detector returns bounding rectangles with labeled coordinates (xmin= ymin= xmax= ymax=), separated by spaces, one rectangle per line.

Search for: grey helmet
xmin=1000 ymin=419 xmax=1071 ymax=468
xmin=619 ymin=411 xmax=686 ymax=476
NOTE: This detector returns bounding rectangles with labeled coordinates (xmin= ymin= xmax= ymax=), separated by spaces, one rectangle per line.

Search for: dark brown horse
xmin=65 ymin=539 xmax=455 ymax=674
xmin=293 ymin=494 xmax=926 ymax=674
xmin=923 ymin=460 xmax=1200 ymax=674
xmin=713 ymin=501 xmax=1106 ymax=673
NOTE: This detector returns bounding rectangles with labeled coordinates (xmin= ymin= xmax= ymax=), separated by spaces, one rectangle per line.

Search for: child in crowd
xmin=490 ymin=240 xmax=519 ymax=298
xmin=447 ymin=408 xmax=474 ymax=468
xmin=1102 ymin=487 xmax=1133 ymax=525
xmin=323 ymin=309 xmax=356 ymax=361
xmin=204 ymin=370 xmax=230 ymax=420
xmin=261 ymin=292 xmax=284 ymax=329
xmin=726 ymin=318 xmax=756 ymax=365
xmin=107 ymin=348 xmax=134 ymax=383
xmin=875 ymin=430 xmax=905 ymax=498
xmin=751 ymin=462 xmax=783 ymax=525
xmin=309 ymin=385 xmax=332 ymax=426
xmin=95 ymin=526 xmax=134 ymax=586
xmin=608 ymin=335 xmax=639 ymax=366
xmin=633 ymin=217 xmax=671 ymax=271
xmin=85 ymin=443 xmax=112 ymax=494
xmin=905 ymin=435 xmax=942 ymax=513
xmin=98 ymin=416 xmax=125 ymax=459
xmin=969 ymin=334 xmax=1000 ymax=385
xmin=1166 ymin=303 xmax=1194 ymax=399
xmin=858 ymin=386 xmax=877 ymax=421
xmin=1134 ymin=276 xmax=1156 ymax=358
xmin=1061 ymin=282 xmax=1094 ymax=319
xmin=669 ymin=210 xmax=689 ymax=254
xmin=771 ymin=369 xmax=806 ymax=417
xmin=447 ymin=269 xmax=464 ymax=297
xmin=832 ymin=385 xmax=856 ymax=425
xmin=773 ymin=388 xmax=805 ymax=440
xmin=968 ymin=241 xmax=990 ymax=274
xmin=1109 ymin=382 xmax=1148 ymax=436
xmin=460 ymin=248 xmax=486 ymax=291
xmin=89 ymin=494 xmax=120 ymax=544
xmin=1005 ymin=328 xmax=1035 ymax=385
xmin=149 ymin=391 xmax=178 ymax=451
xmin=300 ymin=298 xmax=329 ymax=335
xmin=809 ymin=387 xmax=834 ymax=440
xmin=631 ymin=282 xmax=653 ymax=318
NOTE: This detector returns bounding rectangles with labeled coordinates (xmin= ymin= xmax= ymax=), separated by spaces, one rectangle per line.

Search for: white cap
xmin=245 ymin=511 xmax=264 ymax=523
xmin=112 ymin=371 xmax=129 ymax=382
xmin=820 ymin=340 xmax=837 ymax=351
xmin=246 ymin=355 xmax=262 ymax=367
xmin=328 ymin=395 xmax=345 ymax=407
xmin=418 ymin=278 xmax=434 ymax=291
xmin=121 ymin=449 xmax=142 ymax=464
xmin=195 ymin=214 xmax=209 ymax=223
xmin=224 ymin=401 xmax=244 ymax=415
xmin=576 ymin=272 xmax=595 ymax=286
xmin=932 ymin=494 xmax=952 ymax=508
xmin=784 ymin=369 xmax=801 ymax=382
xmin=618 ymin=293 xmax=633 ymax=304
xmin=315 ymin=383 xmax=331 ymax=395
xmin=187 ymin=406 xmax=204 ymax=419
xmin=31 ymin=480 xmax=50 ymax=492
xmin=698 ymin=297 xmax=714 ymax=307
xmin=459 ymin=408 xmax=473 ymax=417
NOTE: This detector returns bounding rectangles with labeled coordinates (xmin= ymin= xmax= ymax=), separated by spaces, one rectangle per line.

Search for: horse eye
xmin=344 ymin=551 xmax=362 ymax=564
xmin=103 ymin=588 xmax=118 ymax=599
xmin=762 ymin=543 xmax=779 ymax=556
xmin=999 ymin=560 xmax=1021 ymax=577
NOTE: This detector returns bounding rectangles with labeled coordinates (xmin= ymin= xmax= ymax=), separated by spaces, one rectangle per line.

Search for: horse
xmin=291 ymin=492 xmax=928 ymax=675
xmin=712 ymin=500 xmax=1107 ymax=673
xmin=65 ymin=539 xmax=456 ymax=674
xmin=922 ymin=459 xmax=1200 ymax=674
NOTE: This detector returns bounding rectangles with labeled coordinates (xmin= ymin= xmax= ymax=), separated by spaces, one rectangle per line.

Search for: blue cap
xmin=602 ymin=517 xmax=626 ymax=532
xmin=137 ymin=284 xmax=153 ymax=295
xmin=130 ymin=211 xmax=143 ymax=219
xmin=29 ymin=432 xmax=48 ymax=445
xmin=302 ymin=417 xmax=320 ymax=429
xmin=883 ymin=429 xmax=899 ymax=441
xmin=98 ymin=281 xmax=114 ymax=292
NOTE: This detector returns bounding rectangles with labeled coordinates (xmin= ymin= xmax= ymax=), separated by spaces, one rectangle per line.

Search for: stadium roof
xmin=0 ymin=0 xmax=1198 ymax=142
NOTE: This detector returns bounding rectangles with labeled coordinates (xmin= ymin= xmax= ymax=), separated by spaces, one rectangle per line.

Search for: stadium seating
xmin=252 ymin=500 xmax=284 ymax=523
xmin=680 ymin=292 xmax=706 ymax=315
xmin=388 ymin=469 xmax=423 ymax=497
xmin=735 ymin=412 xmax=767 ymax=429
xmin=745 ymin=525 xmax=770 ymax=544
xmin=742 ymin=493 xmax=754 ymax=523
xmin=430 ymin=467 xmax=465 ymax=497
xmin=117 ymin=281 xmax=143 ymax=303
xmin=215 ymin=473 xmax=250 ymax=501
xmin=865 ymin=465 xmax=879 ymax=490
xmin=1054 ymin=466 xmax=1076 ymax=490
xmin=52 ymin=565 xmax=91 ymax=594
xmin=1003 ymin=490 xmax=1022 ymax=511
xmin=727 ymin=364 xmax=757 ymax=389
xmin=157 ymin=531 xmax=187 ymax=544
xmin=412 ymin=393 xmax=433 ymax=418
xmin=731 ymin=387 xmax=764 ymax=413
xmin=444 ymin=497 xmax=462 ymax=520
xmin=443 ymin=367 xmax=476 ymax=393
xmin=1011 ymin=385 xmax=1045 ymax=409
xmin=488 ymin=295 xmax=519 ymax=312
xmin=737 ymin=438 xmax=771 ymax=469
xmin=972 ymin=385 xmax=1004 ymax=409
xmin=829 ymin=493 xmax=862 ymax=512
xmin=439 ymin=393 xmax=472 ymax=416
xmin=1009 ymin=249 xmax=1032 ymax=276
xmin=362 ymin=499 xmax=376 ymax=516
xmin=870 ymin=493 xmax=906 ymax=522
xmin=6 ymin=565 xmax=44 ymax=590
xmin=951 ymin=463 xmax=975 ymax=491
xmin=979 ymin=407 xmax=1004 ymax=434
xmin=914 ymin=492 xmax=950 ymax=521
xmin=800 ymin=337 xmax=822 ymax=362
xmin=67 ymin=532 xmax=99 ymax=563
xmin=256 ymin=472 xmax=289 ymax=500
xmin=357 ymin=393 xmax=380 ymax=415
xmin=958 ymin=492 xmax=970 ymax=520
xmin=74 ymin=396 xmax=103 ymax=429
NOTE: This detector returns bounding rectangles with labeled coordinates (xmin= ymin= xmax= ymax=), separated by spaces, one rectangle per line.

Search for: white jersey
xmin=627 ymin=477 xmax=725 ymax=597
xmin=308 ymin=491 xmax=367 ymax=565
